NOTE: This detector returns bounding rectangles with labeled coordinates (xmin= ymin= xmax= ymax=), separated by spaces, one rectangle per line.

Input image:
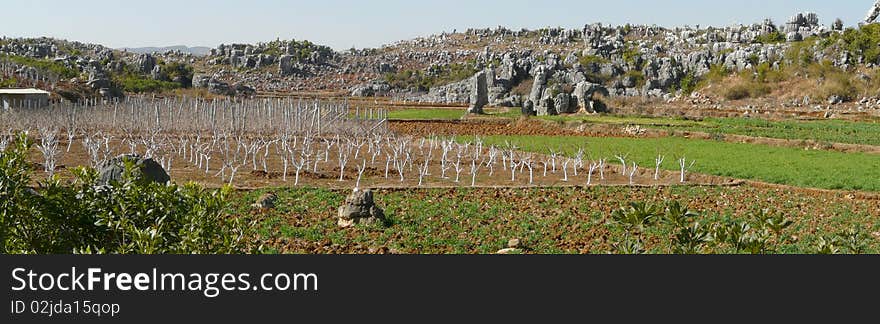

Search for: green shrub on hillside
xmin=114 ymin=73 xmax=181 ymax=93
xmin=384 ymin=62 xmax=478 ymax=91
xmin=754 ymin=31 xmax=785 ymax=44
xmin=0 ymin=54 xmax=79 ymax=79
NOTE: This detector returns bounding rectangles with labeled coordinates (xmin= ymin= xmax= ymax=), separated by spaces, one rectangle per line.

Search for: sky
xmin=0 ymin=0 xmax=872 ymax=50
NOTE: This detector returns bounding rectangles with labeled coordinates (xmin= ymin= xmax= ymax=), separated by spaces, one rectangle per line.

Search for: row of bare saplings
xmin=0 ymin=97 xmax=696 ymax=187
xmin=2 ymin=132 xmax=698 ymax=189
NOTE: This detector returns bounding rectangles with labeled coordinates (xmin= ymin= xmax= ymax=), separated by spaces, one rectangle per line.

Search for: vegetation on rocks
xmin=383 ymin=61 xmax=478 ymax=91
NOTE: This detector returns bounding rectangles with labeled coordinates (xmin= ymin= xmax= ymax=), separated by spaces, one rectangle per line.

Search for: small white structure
xmin=0 ymin=88 xmax=50 ymax=109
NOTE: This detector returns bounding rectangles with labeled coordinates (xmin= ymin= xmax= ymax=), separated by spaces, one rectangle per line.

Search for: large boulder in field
xmin=98 ymin=154 xmax=170 ymax=186
xmin=338 ymin=189 xmax=385 ymax=227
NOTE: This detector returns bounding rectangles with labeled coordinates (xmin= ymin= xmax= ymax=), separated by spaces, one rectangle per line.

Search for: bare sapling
xmin=628 ymin=162 xmax=638 ymax=185
xmin=508 ymin=151 xmax=519 ymax=182
xmin=615 ymin=154 xmax=628 ymax=176
xmin=338 ymin=140 xmax=351 ymax=182
xmin=573 ymin=148 xmax=584 ymax=177
xmin=562 ymin=158 xmax=571 ymax=182
xmin=418 ymin=149 xmax=431 ymax=186
xmin=587 ymin=161 xmax=600 ymax=185
xmin=522 ymin=154 xmax=534 ymax=185
xmin=453 ymin=148 xmax=464 ymax=183
xmin=355 ymin=159 xmax=367 ymax=189
xmin=654 ymin=154 xmax=665 ymax=181
xmin=549 ymin=149 xmax=559 ymax=173
xmin=486 ymin=145 xmax=499 ymax=176
xmin=291 ymin=148 xmax=308 ymax=186
xmin=679 ymin=157 xmax=696 ymax=183
xmin=37 ymin=127 xmax=60 ymax=176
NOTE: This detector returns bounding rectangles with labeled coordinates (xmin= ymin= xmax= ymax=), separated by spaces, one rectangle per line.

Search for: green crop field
xmin=541 ymin=114 xmax=880 ymax=147
xmin=456 ymin=135 xmax=880 ymax=191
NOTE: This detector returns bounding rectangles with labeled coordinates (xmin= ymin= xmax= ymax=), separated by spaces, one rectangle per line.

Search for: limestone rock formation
xmin=866 ymin=1 xmax=880 ymax=24
xmin=338 ymin=189 xmax=386 ymax=228
xmin=468 ymin=70 xmax=488 ymax=114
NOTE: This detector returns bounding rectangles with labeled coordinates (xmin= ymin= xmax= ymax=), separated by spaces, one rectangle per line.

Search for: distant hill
xmin=118 ymin=45 xmax=211 ymax=56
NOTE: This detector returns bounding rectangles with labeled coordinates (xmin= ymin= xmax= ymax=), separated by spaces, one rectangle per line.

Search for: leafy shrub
xmin=158 ymin=62 xmax=194 ymax=87
xmin=0 ymin=76 xmax=17 ymax=88
xmin=830 ymin=24 xmax=880 ymax=65
xmin=678 ymin=72 xmax=698 ymax=95
xmin=114 ymin=73 xmax=182 ymax=93
xmin=578 ymin=54 xmax=609 ymax=67
xmin=723 ymin=82 xmax=770 ymax=100
xmin=1 ymin=133 xmax=258 ymax=254
xmin=623 ymin=70 xmax=646 ymax=88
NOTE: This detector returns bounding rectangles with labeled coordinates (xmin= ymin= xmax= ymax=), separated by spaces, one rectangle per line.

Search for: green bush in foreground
xmin=1 ymin=133 xmax=258 ymax=254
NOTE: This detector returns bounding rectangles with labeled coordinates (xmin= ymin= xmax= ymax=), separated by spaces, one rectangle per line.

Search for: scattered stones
xmin=507 ymin=238 xmax=521 ymax=249
xmin=338 ymin=189 xmax=386 ymax=228
xmin=496 ymin=248 xmax=523 ymax=254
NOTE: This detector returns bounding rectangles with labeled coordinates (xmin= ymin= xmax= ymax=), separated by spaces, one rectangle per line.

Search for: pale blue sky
xmin=0 ymin=0 xmax=871 ymax=50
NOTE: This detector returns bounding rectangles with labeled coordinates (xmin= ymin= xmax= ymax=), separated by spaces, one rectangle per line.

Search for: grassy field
xmin=387 ymin=107 xmax=880 ymax=147
xmin=654 ymin=117 xmax=880 ymax=146
xmin=235 ymin=186 xmax=880 ymax=254
xmin=542 ymin=115 xmax=880 ymax=147
xmin=456 ymin=135 xmax=880 ymax=191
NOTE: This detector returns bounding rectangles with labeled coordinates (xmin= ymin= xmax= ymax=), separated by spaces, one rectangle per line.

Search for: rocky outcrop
xmin=468 ymin=70 xmax=488 ymax=113
xmin=350 ymin=81 xmax=391 ymax=97
xmin=98 ymin=154 xmax=170 ymax=186
xmin=134 ymin=54 xmax=156 ymax=74
xmin=866 ymin=1 xmax=880 ymax=24
xmin=337 ymin=189 xmax=386 ymax=228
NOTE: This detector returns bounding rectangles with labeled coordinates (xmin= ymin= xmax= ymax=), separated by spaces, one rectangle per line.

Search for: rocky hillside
xmin=0 ymin=37 xmax=202 ymax=101
xmin=7 ymin=7 xmax=880 ymax=115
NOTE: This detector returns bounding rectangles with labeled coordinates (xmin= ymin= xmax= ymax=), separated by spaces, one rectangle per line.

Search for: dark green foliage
xmin=577 ymin=54 xmax=609 ymax=67
xmin=677 ymin=72 xmax=698 ymax=95
xmin=114 ymin=72 xmax=181 ymax=93
xmin=754 ymin=31 xmax=785 ymax=44
xmin=158 ymin=62 xmax=194 ymax=87
xmin=1 ymin=134 xmax=258 ymax=254
xmin=0 ymin=76 xmax=18 ymax=88
xmin=831 ymin=24 xmax=880 ymax=65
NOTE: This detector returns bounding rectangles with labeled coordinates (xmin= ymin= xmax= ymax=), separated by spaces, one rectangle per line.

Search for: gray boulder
xmin=468 ymin=70 xmax=489 ymax=114
xmin=98 ymin=154 xmax=170 ymax=186
xmin=338 ymin=189 xmax=386 ymax=228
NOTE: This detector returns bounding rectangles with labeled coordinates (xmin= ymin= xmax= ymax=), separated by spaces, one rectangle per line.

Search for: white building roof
xmin=0 ymin=88 xmax=50 ymax=95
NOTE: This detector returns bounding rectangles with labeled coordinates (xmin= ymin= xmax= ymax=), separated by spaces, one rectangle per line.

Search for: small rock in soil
xmin=507 ymin=238 xmax=521 ymax=248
